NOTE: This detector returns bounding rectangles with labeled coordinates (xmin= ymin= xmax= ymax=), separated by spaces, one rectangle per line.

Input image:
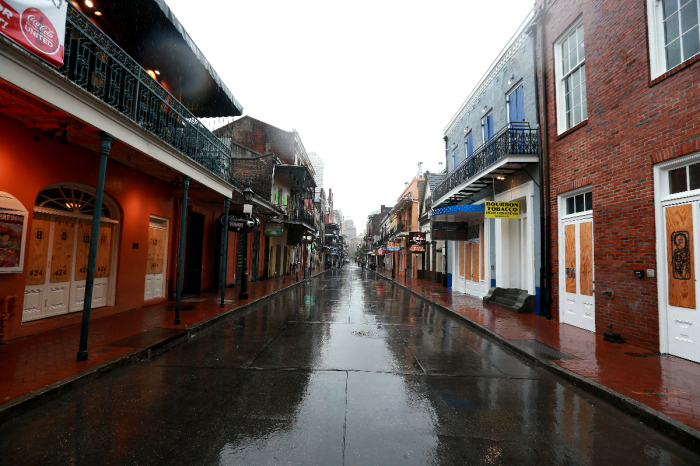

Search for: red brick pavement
xmin=373 ymin=267 xmax=700 ymax=432
xmin=0 ymin=269 xmax=324 ymax=406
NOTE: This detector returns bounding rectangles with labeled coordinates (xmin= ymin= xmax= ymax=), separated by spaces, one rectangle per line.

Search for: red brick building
xmin=535 ymin=0 xmax=700 ymax=361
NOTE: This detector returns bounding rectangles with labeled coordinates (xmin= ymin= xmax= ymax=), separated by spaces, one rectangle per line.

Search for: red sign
xmin=0 ymin=0 xmax=68 ymax=66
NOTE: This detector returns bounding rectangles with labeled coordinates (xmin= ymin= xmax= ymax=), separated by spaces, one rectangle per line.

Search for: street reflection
xmin=0 ymin=266 xmax=697 ymax=465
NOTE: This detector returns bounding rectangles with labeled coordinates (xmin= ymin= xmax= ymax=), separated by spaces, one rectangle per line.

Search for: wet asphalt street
xmin=1 ymin=266 xmax=699 ymax=465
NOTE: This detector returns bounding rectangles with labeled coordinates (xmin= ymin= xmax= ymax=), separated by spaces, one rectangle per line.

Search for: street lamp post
xmin=239 ymin=182 xmax=254 ymax=300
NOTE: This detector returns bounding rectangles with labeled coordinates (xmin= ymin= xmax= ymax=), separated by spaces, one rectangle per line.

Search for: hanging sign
xmin=485 ymin=201 xmax=520 ymax=219
xmin=409 ymin=232 xmax=426 ymax=253
xmin=219 ymin=212 xmax=259 ymax=233
xmin=264 ymin=222 xmax=284 ymax=237
xmin=0 ymin=192 xmax=28 ymax=273
xmin=0 ymin=0 xmax=69 ymax=67
xmin=387 ymin=242 xmax=400 ymax=252
xmin=431 ymin=221 xmax=469 ymax=241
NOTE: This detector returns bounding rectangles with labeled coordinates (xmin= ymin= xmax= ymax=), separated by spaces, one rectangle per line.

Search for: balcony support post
xmin=220 ymin=197 xmax=230 ymax=308
xmin=174 ymin=176 xmax=190 ymax=325
xmin=77 ymin=132 xmax=112 ymax=362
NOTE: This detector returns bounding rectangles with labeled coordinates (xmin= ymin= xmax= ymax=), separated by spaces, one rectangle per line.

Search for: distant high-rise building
xmin=309 ymin=151 xmax=324 ymax=189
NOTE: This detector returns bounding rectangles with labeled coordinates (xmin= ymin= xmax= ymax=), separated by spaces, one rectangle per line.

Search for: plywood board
xmin=480 ymin=224 xmax=484 ymax=280
xmin=459 ymin=242 xmax=465 ymax=278
xmin=147 ymin=227 xmax=167 ymax=274
xmin=50 ymin=217 xmax=75 ymax=283
xmin=95 ymin=223 xmax=113 ymax=278
xmin=472 ymin=243 xmax=480 ymax=282
xmin=464 ymin=242 xmax=472 ymax=281
xmin=666 ymin=204 xmax=695 ymax=309
xmin=74 ymin=220 xmax=92 ymax=281
xmin=565 ymin=224 xmax=576 ymax=293
xmin=579 ymin=222 xmax=593 ymax=296
xmin=25 ymin=213 xmax=51 ymax=286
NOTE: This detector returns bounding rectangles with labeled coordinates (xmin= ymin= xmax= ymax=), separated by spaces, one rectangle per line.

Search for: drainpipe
xmin=174 ymin=176 xmax=190 ymax=325
xmin=533 ymin=9 xmax=552 ymax=319
xmin=77 ymin=132 xmax=113 ymax=361
xmin=220 ymin=197 xmax=230 ymax=308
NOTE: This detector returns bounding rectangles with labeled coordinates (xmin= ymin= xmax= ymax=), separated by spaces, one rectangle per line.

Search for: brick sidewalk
xmin=373 ymin=267 xmax=700 ymax=433
xmin=0 ymin=269 xmax=326 ymax=408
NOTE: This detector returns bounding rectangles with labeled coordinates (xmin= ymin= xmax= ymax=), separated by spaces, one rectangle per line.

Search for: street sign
xmin=219 ymin=212 xmax=259 ymax=233
xmin=485 ymin=201 xmax=520 ymax=219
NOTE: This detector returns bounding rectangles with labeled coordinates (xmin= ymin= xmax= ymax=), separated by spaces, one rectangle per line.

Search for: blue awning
xmin=430 ymin=204 xmax=485 ymax=218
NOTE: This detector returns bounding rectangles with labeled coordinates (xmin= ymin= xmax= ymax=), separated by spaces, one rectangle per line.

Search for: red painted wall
xmin=0 ymin=114 xmax=233 ymax=342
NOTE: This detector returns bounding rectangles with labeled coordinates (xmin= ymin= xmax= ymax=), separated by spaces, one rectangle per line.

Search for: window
xmin=555 ymin=21 xmax=587 ymax=133
xmin=482 ymin=112 xmax=494 ymax=142
xmin=565 ymin=192 xmax=592 ymax=215
xmin=465 ymin=132 xmax=474 ymax=158
xmin=668 ymin=161 xmax=700 ymax=194
xmin=452 ymin=147 xmax=460 ymax=169
xmin=649 ymin=0 xmax=700 ymax=78
xmin=507 ymin=85 xmax=525 ymax=124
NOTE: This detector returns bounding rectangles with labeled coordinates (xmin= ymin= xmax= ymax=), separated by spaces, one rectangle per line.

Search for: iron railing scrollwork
xmin=58 ymin=5 xmax=231 ymax=182
xmin=433 ymin=123 xmax=539 ymax=201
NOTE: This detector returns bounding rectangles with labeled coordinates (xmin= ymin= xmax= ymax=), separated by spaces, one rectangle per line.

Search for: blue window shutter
xmin=467 ymin=134 xmax=473 ymax=157
xmin=509 ymin=92 xmax=518 ymax=124
xmin=486 ymin=114 xmax=494 ymax=140
xmin=453 ymin=149 xmax=459 ymax=168
xmin=516 ymin=86 xmax=525 ymax=122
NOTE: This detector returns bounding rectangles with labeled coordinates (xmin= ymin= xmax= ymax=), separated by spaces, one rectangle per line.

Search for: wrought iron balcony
xmin=289 ymin=206 xmax=315 ymax=226
xmin=433 ymin=123 xmax=539 ymax=201
xmin=57 ymin=5 xmax=231 ymax=182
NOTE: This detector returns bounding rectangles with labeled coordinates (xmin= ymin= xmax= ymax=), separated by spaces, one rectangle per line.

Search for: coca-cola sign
xmin=0 ymin=0 xmax=67 ymax=66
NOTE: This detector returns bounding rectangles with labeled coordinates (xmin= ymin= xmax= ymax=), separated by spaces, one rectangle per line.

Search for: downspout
xmin=534 ymin=8 xmax=552 ymax=319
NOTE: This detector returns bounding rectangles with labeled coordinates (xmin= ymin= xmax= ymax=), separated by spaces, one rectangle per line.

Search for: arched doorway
xmin=22 ymin=184 xmax=120 ymax=322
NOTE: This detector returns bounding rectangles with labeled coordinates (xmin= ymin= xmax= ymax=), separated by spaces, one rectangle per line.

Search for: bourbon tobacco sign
xmin=485 ymin=201 xmax=520 ymax=219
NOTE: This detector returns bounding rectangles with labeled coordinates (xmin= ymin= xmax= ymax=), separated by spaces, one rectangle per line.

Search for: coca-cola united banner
xmin=0 ymin=0 xmax=68 ymax=66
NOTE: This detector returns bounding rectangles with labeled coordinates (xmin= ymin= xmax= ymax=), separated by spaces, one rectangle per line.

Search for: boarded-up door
xmin=663 ymin=202 xmax=700 ymax=363
xmin=145 ymin=218 xmax=168 ymax=301
xmin=23 ymin=214 xmax=51 ymax=321
xmin=561 ymin=217 xmax=595 ymax=332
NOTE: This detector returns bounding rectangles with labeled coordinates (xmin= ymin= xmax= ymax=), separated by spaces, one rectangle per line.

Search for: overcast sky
xmin=165 ymin=0 xmax=534 ymax=230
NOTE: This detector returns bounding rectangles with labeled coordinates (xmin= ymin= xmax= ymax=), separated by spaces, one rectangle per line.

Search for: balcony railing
xmin=433 ymin=123 xmax=539 ymax=201
xmin=58 ymin=5 xmax=231 ymax=182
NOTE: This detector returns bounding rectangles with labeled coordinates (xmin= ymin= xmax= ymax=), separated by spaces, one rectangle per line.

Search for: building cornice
xmin=444 ymin=9 xmax=535 ymax=138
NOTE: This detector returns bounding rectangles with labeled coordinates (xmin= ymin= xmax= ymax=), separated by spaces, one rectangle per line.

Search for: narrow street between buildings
xmin=0 ymin=266 xmax=697 ymax=465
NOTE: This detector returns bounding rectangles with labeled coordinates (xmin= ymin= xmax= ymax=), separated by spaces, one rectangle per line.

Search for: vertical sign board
xmin=0 ymin=0 xmax=68 ymax=67
xmin=0 ymin=192 xmax=28 ymax=273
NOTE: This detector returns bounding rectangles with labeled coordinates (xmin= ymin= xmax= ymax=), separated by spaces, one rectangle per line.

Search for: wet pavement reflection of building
xmin=0 ymin=266 xmax=698 ymax=465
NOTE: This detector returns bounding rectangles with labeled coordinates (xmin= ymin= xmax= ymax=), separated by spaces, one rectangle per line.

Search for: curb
xmin=369 ymin=270 xmax=700 ymax=454
xmin=0 ymin=270 xmax=328 ymax=424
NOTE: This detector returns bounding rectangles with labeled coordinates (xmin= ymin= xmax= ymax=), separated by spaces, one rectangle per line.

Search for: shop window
xmin=648 ymin=0 xmax=700 ymax=78
xmin=467 ymin=225 xmax=480 ymax=240
xmin=565 ymin=192 xmax=592 ymax=215
xmin=669 ymin=161 xmax=700 ymax=194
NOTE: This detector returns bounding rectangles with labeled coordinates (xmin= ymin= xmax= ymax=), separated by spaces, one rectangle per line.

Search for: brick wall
xmin=536 ymin=0 xmax=700 ymax=350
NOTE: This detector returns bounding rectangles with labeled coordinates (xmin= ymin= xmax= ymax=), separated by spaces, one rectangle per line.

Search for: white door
xmin=144 ymin=217 xmax=168 ymax=301
xmin=561 ymin=216 xmax=595 ymax=332
xmin=69 ymin=220 xmax=114 ymax=312
xmin=662 ymin=202 xmax=700 ymax=362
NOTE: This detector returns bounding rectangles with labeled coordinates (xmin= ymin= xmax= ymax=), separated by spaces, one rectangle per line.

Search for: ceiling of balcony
xmin=71 ymin=0 xmax=243 ymax=118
